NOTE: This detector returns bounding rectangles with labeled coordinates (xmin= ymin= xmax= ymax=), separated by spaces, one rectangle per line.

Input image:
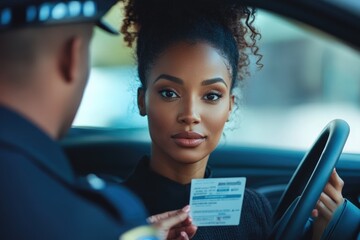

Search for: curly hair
xmin=119 ymin=0 xmax=262 ymax=90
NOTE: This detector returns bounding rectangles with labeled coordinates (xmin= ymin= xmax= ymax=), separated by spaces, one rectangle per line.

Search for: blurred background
xmin=72 ymin=3 xmax=360 ymax=154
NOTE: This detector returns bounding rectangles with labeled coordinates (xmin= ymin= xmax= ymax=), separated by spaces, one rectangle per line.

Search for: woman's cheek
xmin=147 ymin=99 xmax=175 ymax=132
xmin=204 ymin=103 xmax=229 ymax=130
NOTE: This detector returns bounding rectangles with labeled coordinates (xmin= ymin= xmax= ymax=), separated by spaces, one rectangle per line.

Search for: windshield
xmin=73 ymin=8 xmax=360 ymax=154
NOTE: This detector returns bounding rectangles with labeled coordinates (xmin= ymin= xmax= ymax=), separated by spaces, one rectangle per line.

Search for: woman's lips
xmin=171 ymin=132 xmax=206 ymax=148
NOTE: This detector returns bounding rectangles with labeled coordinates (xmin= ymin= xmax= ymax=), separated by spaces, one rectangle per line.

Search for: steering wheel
xmin=269 ymin=119 xmax=350 ymax=240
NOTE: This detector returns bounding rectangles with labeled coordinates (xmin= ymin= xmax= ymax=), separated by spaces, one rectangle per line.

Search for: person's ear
xmin=138 ymin=87 xmax=147 ymax=116
xmin=227 ymin=95 xmax=235 ymax=121
xmin=58 ymin=36 xmax=82 ymax=84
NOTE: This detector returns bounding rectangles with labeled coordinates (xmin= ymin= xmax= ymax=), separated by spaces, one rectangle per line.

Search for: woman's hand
xmin=311 ymin=169 xmax=344 ymax=240
xmin=148 ymin=205 xmax=198 ymax=240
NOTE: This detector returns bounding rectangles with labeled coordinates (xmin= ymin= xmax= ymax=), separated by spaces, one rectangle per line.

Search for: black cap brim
xmin=96 ymin=19 xmax=119 ymax=35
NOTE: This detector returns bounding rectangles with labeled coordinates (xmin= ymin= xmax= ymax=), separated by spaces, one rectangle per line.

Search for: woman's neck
xmin=150 ymin=147 xmax=209 ymax=185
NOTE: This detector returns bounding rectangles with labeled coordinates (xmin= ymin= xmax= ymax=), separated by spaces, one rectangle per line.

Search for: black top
xmin=125 ymin=156 xmax=273 ymax=240
xmin=0 ymin=106 xmax=149 ymax=239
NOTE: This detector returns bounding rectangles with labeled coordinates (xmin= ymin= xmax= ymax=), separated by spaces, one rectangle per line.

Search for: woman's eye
xmin=204 ymin=92 xmax=222 ymax=101
xmin=159 ymin=89 xmax=178 ymax=99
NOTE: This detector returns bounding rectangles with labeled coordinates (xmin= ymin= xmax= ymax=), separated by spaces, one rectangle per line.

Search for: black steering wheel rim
xmin=270 ymin=119 xmax=350 ymax=240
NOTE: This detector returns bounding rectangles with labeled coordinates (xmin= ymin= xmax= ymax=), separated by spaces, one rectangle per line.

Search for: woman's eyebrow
xmin=153 ymin=75 xmax=228 ymax=88
xmin=201 ymin=78 xmax=228 ymax=88
xmin=154 ymin=74 xmax=183 ymax=85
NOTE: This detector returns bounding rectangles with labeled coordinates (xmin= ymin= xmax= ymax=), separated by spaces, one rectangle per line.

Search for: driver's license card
xmin=189 ymin=177 xmax=246 ymax=227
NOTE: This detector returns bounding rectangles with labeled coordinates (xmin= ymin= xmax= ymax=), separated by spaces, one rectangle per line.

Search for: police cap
xmin=0 ymin=0 xmax=118 ymax=34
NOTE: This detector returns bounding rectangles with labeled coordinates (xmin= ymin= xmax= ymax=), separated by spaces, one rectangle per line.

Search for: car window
xmin=73 ymin=7 xmax=360 ymax=154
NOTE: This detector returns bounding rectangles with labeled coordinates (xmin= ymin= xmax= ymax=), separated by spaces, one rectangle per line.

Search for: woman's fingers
xmin=319 ymin=192 xmax=338 ymax=212
xmin=311 ymin=169 xmax=346 ymax=240
xmin=329 ymin=169 xmax=344 ymax=192
xmin=315 ymin=200 xmax=333 ymax=221
xmin=312 ymin=208 xmax=319 ymax=218
xmin=312 ymin=169 xmax=345 ymax=222
xmin=323 ymin=173 xmax=344 ymax=205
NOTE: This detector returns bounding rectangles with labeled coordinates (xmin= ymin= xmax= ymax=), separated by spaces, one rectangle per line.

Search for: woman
xmin=119 ymin=0 xmax=345 ymax=239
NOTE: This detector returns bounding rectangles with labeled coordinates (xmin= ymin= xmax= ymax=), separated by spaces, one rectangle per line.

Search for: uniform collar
xmin=0 ymin=106 xmax=75 ymax=184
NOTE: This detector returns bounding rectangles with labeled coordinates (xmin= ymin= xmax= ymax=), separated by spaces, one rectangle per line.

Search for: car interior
xmin=61 ymin=0 xmax=360 ymax=238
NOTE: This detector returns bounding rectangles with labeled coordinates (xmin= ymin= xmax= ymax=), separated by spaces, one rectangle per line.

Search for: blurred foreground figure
xmin=0 ymin=1 xmax=195 ymax=239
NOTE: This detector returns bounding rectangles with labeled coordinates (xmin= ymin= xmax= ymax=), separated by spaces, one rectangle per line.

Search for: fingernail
xmin=182 ymin=205 xmax=190 ymax=213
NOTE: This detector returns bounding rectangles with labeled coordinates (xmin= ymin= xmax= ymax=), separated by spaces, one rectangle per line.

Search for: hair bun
xmin=129 ymin=0 xmax=246 ymax=27
xmin=120 ymin=0 xmax=262 ymax=82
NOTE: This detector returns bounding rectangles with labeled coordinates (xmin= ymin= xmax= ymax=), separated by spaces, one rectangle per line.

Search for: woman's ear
xmin=137 ymin=87 xmax=147 ymax=116
xmin=228 ymin=95 xmax=235 ymax=121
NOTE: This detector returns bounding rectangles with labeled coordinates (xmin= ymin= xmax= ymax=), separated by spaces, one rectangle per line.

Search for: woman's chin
xmin=170 ymin=150 xmax=210 ymax=165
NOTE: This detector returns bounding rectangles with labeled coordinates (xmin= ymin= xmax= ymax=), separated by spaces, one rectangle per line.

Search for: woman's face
xmin=139 ymin=42 xmax=234 ymax=165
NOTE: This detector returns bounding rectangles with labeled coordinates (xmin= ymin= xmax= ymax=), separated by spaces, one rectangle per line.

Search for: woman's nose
xmin=177 ymin=98 xmax=201 ymax=125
